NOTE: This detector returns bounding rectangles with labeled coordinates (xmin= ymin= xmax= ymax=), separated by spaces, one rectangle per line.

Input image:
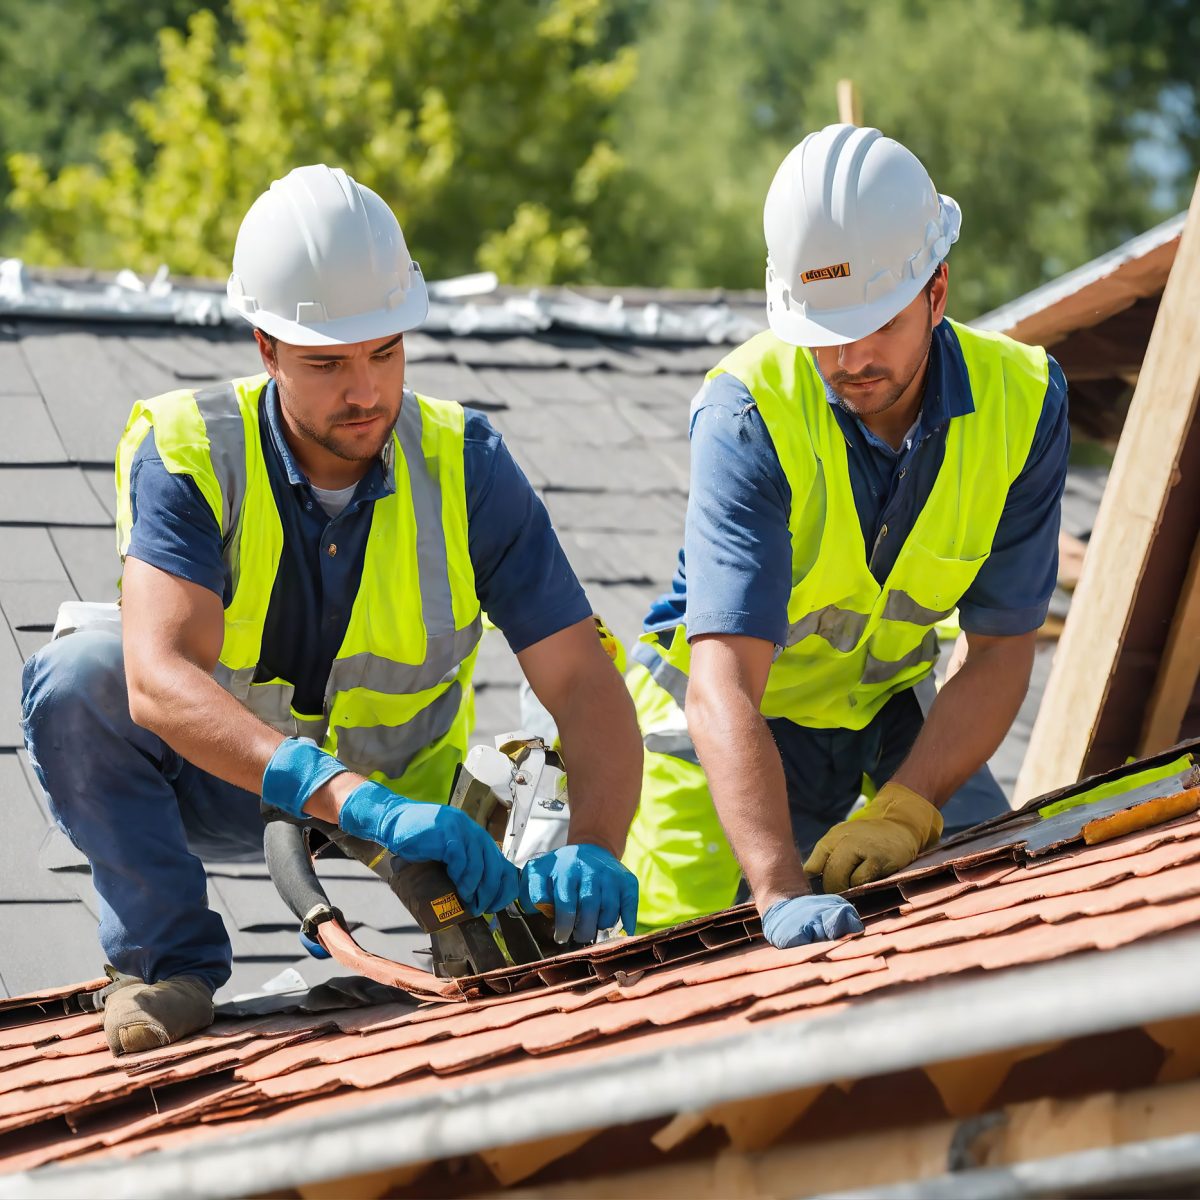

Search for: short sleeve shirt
xmin=643 ymin=320 xmax=1070 ymax=645
xmin=124 ymin=380 xmax=591 ymax=714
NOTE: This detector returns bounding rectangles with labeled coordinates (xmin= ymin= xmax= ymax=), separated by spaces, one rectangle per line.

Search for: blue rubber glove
xmin=519 ymin=844 xmax=639 ymax=944
xmin=761 ymin=895 xmax=864 ymax=950
xmin=262 ymin=738 xmax=347 ymax=819
xmin=339 ymin=780 xmax=519 ymax=918
xmin=299 ymin=930 xmax=332 ymax=959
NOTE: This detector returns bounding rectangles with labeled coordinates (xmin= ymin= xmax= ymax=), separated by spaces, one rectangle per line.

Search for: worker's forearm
xmin=126 ymin=660 xmax=359 ymax=823
xmin=554 ymin=666 xmax=642 ymax=858
xmin=890 ymin=634 xmax=1035 ymax=805
xmin=688 ymin=688 xmax=809 ymax=911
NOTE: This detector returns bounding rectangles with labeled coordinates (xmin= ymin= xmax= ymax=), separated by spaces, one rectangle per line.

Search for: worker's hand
xmin=803 ymin=782 xmax=943 ymax=894
xmin=338 ymin=781 xmax=519 ymax=917
xmin=761 ymin=895 xmax=864 ymax=949
xmin=519 ymin=843 xmax=639 ymax=945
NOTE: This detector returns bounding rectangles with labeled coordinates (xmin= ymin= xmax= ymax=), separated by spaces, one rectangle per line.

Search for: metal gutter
xmin=5 ymin=927 xmax=1200 ymax=1199
xmin=825 ymin=1132 xmax=1200 ymax=1199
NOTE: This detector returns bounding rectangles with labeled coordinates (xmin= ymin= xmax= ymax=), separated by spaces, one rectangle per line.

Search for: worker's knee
xmin=21 ymin=628 xmax=133 ymax=744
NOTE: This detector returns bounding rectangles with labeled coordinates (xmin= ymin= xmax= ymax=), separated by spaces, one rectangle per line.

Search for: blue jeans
xmin=21 ymin=628 xmax=264 ymax=991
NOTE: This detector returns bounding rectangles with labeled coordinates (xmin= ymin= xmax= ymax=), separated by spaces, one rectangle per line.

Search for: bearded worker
xmin=621 ymin=124 xmax=1068 ymax=948
xmin=21 ymin=165 xmax=642 ymax=1053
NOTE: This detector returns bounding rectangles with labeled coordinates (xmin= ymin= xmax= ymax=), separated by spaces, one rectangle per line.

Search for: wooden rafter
xmin=1016 ymin=172 xmax=1200 ymax=802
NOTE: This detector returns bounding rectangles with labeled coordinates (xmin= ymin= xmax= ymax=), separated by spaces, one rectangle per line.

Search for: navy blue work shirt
xmin=645 ymin=319 xmax=1070 ymax=646
xmin=124 ymin=380 xmax=591 ymax=715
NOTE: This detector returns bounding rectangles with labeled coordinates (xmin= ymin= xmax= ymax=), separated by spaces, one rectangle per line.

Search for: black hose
xmin=262 ymin=807 xmax=339 ymax=934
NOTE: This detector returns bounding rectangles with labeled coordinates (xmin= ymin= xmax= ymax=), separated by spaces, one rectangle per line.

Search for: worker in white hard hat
xmin=21 ymin=165 xmax=642 ymax=1053
xmin=621 ymin=125 xmax=1069 ymax=948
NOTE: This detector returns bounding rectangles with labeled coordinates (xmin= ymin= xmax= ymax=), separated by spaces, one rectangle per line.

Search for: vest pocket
xmin=884 ymin=540 xmax=989 ymax=623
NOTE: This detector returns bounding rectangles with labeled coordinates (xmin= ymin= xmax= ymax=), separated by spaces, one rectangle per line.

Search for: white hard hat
xmin=763 ymin=124 xmax=961 ymax=347
xmin=227 ymin=164 xmax=428 ymax=346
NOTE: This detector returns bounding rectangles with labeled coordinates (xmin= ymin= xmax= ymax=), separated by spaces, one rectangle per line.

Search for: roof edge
xmin=7 ymin=927 xmax=1200 ymax=1199
xmin=972 ymin=210 xmax=1186 ymax=342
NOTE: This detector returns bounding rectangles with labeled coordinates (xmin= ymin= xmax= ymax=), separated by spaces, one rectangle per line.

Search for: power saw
xmin=263 ymin=733 xmax=591 ymax=989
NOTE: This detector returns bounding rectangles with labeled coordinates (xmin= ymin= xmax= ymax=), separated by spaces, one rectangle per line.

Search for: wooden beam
xmin=1016 ymin=173 xmax=1200 ymax=803
xmin=502 ymin=1079 xmax=1200 ymax=1199
xmin=478 ymin=1128 xmax=600 ymax=1187
xmin=1139 ymin=534 xmax=1200 ymax=755
xmin=836 ymin=79 xmax=862 ymax=126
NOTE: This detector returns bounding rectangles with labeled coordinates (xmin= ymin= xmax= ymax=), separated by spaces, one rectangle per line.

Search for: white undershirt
xmin=310 ymin=481 xmax=358 ymax=519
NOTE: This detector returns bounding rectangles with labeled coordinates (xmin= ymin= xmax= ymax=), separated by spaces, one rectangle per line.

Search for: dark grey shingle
xmin=0 ymin=900 xmax=102 ymax=995
xmin=545 ymin=489 xmax=685 ymax=537
xmin=0 ymin=623 xmax=27 ymax=747
xmin=0 ymin=527 xmax=71 ymax=583
xmin=488 ymin=400 xmax=640 ymax=449
xmin=0 ymin=753 xmax=75 ymax=901
xmin=0 ymin=331 xmax=39 ymax=395
xmin=472 ymin=628 xmax=523 ymax=690
xmin=0 ymin=577 xmax=80 ymax=632
xmin=0 ymin=467 xmax=111 ymax=525
xmin=518 ymin=441 xmax=685 ymax=495
xmin=407 ymin=361 xmax=507 ymax=409
xmin=473 ymin=683 xmax=521 ymax=742
xmin=17 ymin=327 xmax=147 ymax=463
xmin=0 ymin=395 xmax=69 ymax=464
xmin=83 ymin=466 xmax=118 ymax=521
xmin=50 ymin=527 xmax=121 ymax=600
xmin=122 ymin=332 xmax=229 ymax=383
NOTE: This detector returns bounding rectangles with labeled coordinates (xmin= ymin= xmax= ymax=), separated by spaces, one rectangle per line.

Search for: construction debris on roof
xmin=3 ymin=747 xmax=1200 ymax=1197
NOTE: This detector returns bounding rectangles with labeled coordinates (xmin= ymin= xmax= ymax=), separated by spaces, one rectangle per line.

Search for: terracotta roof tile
xmin=2 ymin=798 xmax=1199 ymax=1179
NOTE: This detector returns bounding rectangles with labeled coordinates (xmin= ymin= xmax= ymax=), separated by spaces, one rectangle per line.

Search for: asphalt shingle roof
xmin=0 ymin=291 xmax=1106 ymax=1003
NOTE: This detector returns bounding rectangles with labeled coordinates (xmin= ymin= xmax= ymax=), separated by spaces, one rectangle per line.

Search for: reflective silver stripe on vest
xmin=786 ymin=605 xmax=868 ymax=652
xmin=632 ymin=641 xmax=689 ymax=709
xmin=394 ymin=390 xmax=455 ymax=641
xmin=881 ymin=591 xmax=955 ymax=626
xmin=194 ymin=384 xmax=250 ymax=597
xmin=333 ymin=681 xmax=463 ymax=780
xmin=325 ymin=616 xmax=482 ymax=698
xmin=643 ymin=729 xmax=700 ymax=765
xmin=862 ymin=629 xmax=940 ymax=686
xmin=213 ymin=665 xmax=328 ymax=740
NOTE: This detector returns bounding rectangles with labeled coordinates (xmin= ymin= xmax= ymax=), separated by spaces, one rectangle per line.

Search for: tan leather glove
xmin=803 ymin=782 xmax=943 ymax=894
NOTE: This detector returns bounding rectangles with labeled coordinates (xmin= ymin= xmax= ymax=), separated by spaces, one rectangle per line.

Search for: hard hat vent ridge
xmin=227 ymin=164 xmax=428 ymax=346
xmin=763 ymin=123 xmax=959 ymax=347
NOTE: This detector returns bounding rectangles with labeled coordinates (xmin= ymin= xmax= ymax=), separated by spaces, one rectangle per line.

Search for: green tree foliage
xmin=1023 ymin=0 xmax=1200 ymax=209
xmin=4 ymin=0 xmax=1190 ymax=316
xmin=7 ymin=0 xmax=634 ymax=281
xmin=0 ymin=0 xmax=216 ymax=251
xmin=590 ymin=0 xmax=1135 ymax=316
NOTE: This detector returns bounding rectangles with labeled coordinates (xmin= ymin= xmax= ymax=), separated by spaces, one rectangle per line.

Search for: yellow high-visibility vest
xmin=115 ymin=375 xmax=481 ymax=803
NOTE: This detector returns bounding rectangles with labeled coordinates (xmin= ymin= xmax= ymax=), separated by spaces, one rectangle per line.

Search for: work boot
xmin=102 ymin=974 xmax=215 ymax=1055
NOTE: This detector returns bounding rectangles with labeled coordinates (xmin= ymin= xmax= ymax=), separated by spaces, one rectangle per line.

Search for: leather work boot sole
xmin=102 ymin=975 xmax=215 ymax=1055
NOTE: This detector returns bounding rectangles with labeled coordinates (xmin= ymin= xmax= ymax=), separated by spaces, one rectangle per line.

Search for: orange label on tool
xmin=800 ymin=261 xmax=851 ymax=283
xmin=432 ymin=893 xmax=465 ymax=923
